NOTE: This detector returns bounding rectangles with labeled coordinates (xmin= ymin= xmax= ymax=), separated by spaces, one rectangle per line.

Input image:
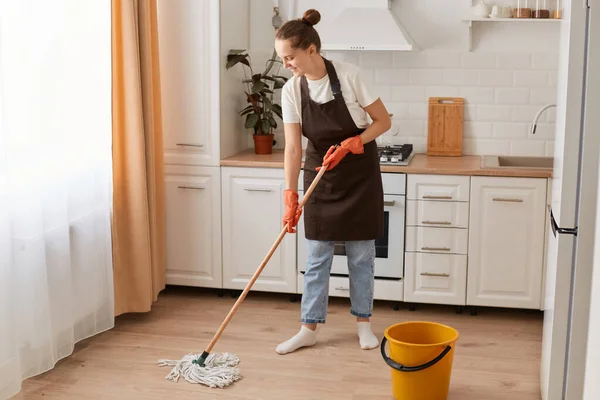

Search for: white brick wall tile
xmin=493 ymin=123 xmax=529 ymax=138
xmin=461 ymin=52 xmax=497 ymax=69
xmin=397 ymin=120 xmax=426 ymax=137
xmin=495 ymin=88 xmax=530 ymax=105
xmin=463 ymin=138 xmax=510 ymax=155
xmin=546 ymin=141 xmax=555 ymax=157
xmin=360 ymin=69 xmax=376 ymax=85
xmin=459 ymin=87 xmax=495 ymax=104
xmin=477 ymin=105 xmax=512 ymax=121
xmin=392 ymin=86 xmax=426 ymax=102
xmin=479 ymin=71 xmax=514 ymax=87
xmin=409 ymin=70 xmax=443 ymax=85
xmin=393 ymin=52 xmax=428 ymax=68
xmin=512 ymin=105 xmax=546 ymax=122
xmin=546 ymin=106 xmax=556 ymax=122
xmin=409 ymin=104 xmax=428 ymax=119
xmin=371 ymin=85 xmax=393 ymax=101
xmin=375 ymin=69 xmax=409 ymax=84
xmin=528 ymin=123 xmax=555 ymax=139
xmin=464 ymin=121 xmax=493 ymax=138
xmin=465 ymin=105 xmax=477 ymax=121
xmin=532 ymin=52 xmax=559 ymax=70
xmin=549 ymin=71 xmax=558 ymax=87
xmin=385 ymin=103 xmax=410 ymax=119
xmin=496 ymin=52 xmax=532 ymax=70
xmin=426 ymin=51 xmax=462 ymax=68
xmin=443 ymin=70 xmax=474 ymax=86
xmin=509 ymin=141 xmax=547 ymax=156
xmin=425 ymin=86 xmax=461 ymax=99
xmin=530 ymin=88 xmax=557 ymax=104
xmin=515 ymin=71 xmax=550 ymax=87
xmin=359 ymin=52 xmax=393 ymax=68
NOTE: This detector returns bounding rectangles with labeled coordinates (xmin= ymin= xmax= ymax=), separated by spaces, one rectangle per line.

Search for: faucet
xmin=531 ymin=104 xmax=556 ymax=134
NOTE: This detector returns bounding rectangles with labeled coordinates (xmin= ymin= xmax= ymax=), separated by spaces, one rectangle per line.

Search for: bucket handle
xmin=380 ymin=337 xmax=452 ymax=373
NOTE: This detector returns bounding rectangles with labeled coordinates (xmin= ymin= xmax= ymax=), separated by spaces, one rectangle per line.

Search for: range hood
xmin=316 ymin=0 xmax=418 ymax=51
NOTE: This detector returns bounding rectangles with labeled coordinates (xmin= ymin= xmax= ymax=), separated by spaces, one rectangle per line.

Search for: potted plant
xmin=226 ymin=49 xmax=288 ymax=154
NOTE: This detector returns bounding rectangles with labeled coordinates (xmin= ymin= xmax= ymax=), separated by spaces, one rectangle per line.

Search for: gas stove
xmin=377 ymin=144 xmax=414 ymax=165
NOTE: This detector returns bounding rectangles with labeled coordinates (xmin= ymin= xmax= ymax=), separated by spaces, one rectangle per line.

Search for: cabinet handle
xmin=421 ymin=246 xmax=451 ymax=251
xmin=176 ymin=143 xmax=204 ymax=148
xmin=384 ymin=200 xmax=396 ymax=207
xmin=493 ymin=198 xmax=523 ymax=203
xmin=244 ymin=188 xmax=272 ymax=192
xmin=178 ymin=185 xmax=205 ymax=190
xmin=335 ymin=287 xmax=350 ymax=291
xmin=420 ymin=272 xmax=450 ymax=277
xmin=422 ymin=220 xmax=452 ymax=225
xmin=422 ymin=195 xmax=452 ymax=200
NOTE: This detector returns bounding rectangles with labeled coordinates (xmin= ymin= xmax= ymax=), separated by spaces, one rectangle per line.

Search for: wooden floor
xmin=15 ymin=286 xmax=543 ymax=400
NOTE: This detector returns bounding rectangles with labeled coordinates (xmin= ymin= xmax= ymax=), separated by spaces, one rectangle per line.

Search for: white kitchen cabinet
xmin=157 ymin=0 xmax=220 ymax=166
xmin=164 ymin=165 xmax=222 ymax=288
xmin=404 ymin=253 xmax=467 ymax=305
xmin=467 ymin=176 xmax=548 ymax=309
xmin=221 ymin=167 xmax=296 ymax=293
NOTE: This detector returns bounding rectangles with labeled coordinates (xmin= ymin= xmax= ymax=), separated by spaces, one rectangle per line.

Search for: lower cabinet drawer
xmin=405 ymin=226 xmax=468 ymax=255
xmin=406 ymin=200 xmax=469 ymax=228
xmin=297 ymin=274 xmax=404 ymax=301
xmin=404 ymin=252 xmax=467 ymax=305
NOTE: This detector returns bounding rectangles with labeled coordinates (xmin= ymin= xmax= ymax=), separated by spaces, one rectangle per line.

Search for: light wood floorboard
xmin=15 ymin=286 xmax=543 ymax=400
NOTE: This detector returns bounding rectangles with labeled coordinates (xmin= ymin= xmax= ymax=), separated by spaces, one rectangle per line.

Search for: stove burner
xmin=377 ymin=144 xmax=413 ymax=165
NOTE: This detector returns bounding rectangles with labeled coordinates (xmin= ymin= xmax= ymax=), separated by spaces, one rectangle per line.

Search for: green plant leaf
xmin=240 ymin=107 xmax=254 ymax=116
xmin=245 ymin=113 xmax=259 ymax=129
xmin=226 ymin=54 xmax=250 ymax=69
xmin=252 ymin=81 xmax=267 ymax=93
xmin=273 ymin=75 xmax=289 ymax=81
xmin=261 ymin=118 xmax=271 ymax=134
xmin=268 ymin=115 xmax=277 ymax=127
xmin=261 ymin=95 xmax=272 ymax=110
xmin=267 ymin=59 xmax=283 ymax=64
xmin=261 ymin=76 xmax=276 ymax=82
xmin=273 ymin=78 xmax=285 ymax=90
xmin=252 ymin=73 xmax=262 ymax=82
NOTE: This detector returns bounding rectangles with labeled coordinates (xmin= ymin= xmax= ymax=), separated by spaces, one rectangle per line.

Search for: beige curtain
xmin=111 ymin=0 xmax=166 ymax=316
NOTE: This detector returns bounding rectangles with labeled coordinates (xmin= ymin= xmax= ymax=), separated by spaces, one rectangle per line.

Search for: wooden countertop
xmin=220 ymin=149 xmax=553 ymax=178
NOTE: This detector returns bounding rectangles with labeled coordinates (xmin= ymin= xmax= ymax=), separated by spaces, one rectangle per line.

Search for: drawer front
xmin=405 ymin=226 xmax=468 ymax=254
xmin=297 ymin=274 xmax=404 ymax=301
xmin=407 ymin=175 xmax=470 ymax=202
xmin=404 ymin=253 xmax=467 ymax=305
xmin=406 ymin=200 xmax=469 ymax=228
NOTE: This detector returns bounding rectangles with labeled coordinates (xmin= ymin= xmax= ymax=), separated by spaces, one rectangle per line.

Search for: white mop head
xmin=158 ymin=352 xmax=241 ymax=388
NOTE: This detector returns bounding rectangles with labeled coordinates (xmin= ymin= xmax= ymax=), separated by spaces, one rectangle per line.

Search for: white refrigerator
xmin=541 ymin=0 xmax=600 ymax=399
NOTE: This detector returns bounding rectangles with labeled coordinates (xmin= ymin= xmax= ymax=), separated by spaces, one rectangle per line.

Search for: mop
xmin=158 ymin=163 xmax=328 ymax=388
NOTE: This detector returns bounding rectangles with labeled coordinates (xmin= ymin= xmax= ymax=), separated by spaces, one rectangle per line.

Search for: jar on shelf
xmin=514 ymin=0 xmax=532 ymax=18
xmin=533 ymin=0 xmax=550 ymax=18
xmin=553 ymin=0 xmax=563 ymax=18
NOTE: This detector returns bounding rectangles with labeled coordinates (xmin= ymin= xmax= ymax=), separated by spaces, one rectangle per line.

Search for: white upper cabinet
xmin=157 ymin=0 xmax=220 ymax=166
xmin=468 ymin=176 xmax=548 ymax=309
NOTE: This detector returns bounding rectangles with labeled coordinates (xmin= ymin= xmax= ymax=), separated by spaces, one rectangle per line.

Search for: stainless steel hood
xmin=316 ymin=0 xmax=418 ymax=51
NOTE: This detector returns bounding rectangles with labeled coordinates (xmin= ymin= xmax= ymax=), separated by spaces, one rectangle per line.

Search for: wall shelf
xmin=463 ymin=17 xmax=562 ymax=51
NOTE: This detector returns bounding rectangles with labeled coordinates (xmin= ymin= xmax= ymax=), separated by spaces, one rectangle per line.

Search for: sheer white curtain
xmin=0 ymin=1 xmax=114 ymax=398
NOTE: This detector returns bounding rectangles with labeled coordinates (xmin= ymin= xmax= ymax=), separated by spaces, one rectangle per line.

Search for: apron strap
xmin=324 ymin=59 xmax=343 ymax=100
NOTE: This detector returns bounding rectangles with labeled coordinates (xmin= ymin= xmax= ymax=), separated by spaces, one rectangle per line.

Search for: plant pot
xmin=253 ymin=134 xmax=274 ymax=155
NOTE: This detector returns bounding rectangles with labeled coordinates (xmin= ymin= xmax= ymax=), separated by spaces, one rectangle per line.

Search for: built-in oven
xmin=297 ymin=172 xmax=406 ymax=279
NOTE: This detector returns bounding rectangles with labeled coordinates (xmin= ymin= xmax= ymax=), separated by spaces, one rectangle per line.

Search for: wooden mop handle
xmin=204 ymin=165 xmax=328 ymax=353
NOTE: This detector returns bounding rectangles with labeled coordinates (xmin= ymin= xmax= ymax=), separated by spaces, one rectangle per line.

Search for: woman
xmin=274 ymin=9 xmax=391 ymax=355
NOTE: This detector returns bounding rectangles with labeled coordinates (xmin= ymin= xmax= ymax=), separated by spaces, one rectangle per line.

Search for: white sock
xmin=275 ymin=325 xmax=317 ymax=355
xmin=357 ymin=321 xmax=379 ymax=350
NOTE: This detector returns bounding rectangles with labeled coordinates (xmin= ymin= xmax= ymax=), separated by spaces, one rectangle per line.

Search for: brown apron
xmin=301 ymin=58 xmax=384 ymax=241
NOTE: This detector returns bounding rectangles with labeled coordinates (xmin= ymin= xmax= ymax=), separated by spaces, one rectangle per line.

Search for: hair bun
xmin=302 ymin=9 xmax=321 ymax=26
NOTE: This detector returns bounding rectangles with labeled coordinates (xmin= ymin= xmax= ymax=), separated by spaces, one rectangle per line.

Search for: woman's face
xmin=275 ymin=39 xmax=315 ymax=77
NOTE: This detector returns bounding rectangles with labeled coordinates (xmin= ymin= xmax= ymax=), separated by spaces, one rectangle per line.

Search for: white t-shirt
xmin=281 ymin=59 xmax=377 ymax=128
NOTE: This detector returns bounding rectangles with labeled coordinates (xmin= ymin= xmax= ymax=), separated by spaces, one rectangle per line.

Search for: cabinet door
xmin=158 ymin=0 xmax=220 ymax=166
xmin=221 ymin=167 xmax=296 ymax=293
xmin=468 ymin=177 xmax=547 ymax=309
xmin=165 ymin=165 xmax=222 ymax=288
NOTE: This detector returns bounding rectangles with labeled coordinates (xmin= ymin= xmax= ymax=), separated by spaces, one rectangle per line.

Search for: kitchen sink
xmin=482 ymin=155 xmax=554 ymax=170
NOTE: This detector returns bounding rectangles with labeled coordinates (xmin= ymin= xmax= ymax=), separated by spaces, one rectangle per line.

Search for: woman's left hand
xmin=317 ymin=136 xmax=364 ymax=171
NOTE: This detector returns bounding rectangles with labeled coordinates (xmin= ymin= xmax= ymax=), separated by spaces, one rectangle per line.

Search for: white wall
xmin=244 ymin=0 xmax=561 ymax=156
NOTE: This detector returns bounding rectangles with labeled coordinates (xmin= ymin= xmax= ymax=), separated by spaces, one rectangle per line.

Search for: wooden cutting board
xmin=427 ymin=97 xmax=464 ymax=156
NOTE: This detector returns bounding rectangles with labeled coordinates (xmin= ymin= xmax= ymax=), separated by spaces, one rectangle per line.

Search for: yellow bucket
xmin=380 ymin=321 xmax=459 ymax=400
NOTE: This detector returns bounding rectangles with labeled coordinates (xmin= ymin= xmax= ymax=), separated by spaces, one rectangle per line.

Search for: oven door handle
xmin=383 ymin=200 xmax=396 ymax=207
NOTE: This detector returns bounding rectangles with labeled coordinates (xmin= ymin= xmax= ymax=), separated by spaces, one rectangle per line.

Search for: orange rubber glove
xmin=283 ymin=189 xmax=302 ymax=233
xmin=316 ymin=135 xmax=364 ymax=171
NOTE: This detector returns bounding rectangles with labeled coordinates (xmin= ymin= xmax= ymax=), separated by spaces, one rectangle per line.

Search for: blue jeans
xmin=301 ymin=239 xmax=375 ymax=324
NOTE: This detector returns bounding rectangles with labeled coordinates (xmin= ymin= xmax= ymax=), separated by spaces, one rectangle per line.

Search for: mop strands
xmin=158 ymin=351 xmax=241 ymax=388
xmin=157 ymin=166 xmax=327 ymax=388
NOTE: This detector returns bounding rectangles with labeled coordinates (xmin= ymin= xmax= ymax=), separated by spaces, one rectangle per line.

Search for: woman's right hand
xmin=283 ymin=189 xmax=302 ymax=233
